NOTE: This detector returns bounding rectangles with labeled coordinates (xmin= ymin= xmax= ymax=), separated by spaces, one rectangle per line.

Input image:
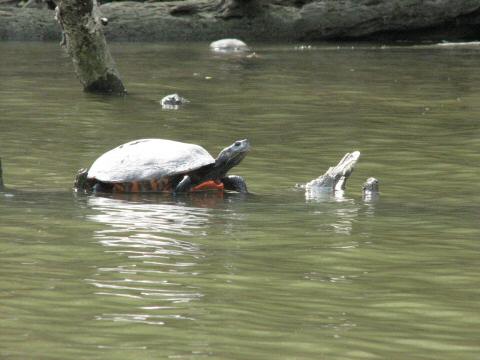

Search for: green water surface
xmin=0 ymin=42 xmax=479 ymax=359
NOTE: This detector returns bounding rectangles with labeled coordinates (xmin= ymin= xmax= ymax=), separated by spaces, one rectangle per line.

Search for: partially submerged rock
xmin=160 ymin=93 xmax=189 ymax=109
xmin=362 ymin=177 xmax=379 ymax=193
xmin=210 ymin=38 xmax=250 ymax=53
xmin=362 ymin=177 xmax=380 ymax=201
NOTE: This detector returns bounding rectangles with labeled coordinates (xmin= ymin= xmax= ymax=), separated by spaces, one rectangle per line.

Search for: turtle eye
xmin=234 ymin=141 xmax=241 ymax=147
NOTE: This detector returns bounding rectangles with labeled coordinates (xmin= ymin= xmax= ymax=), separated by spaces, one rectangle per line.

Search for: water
xmin=1 ymin=41 xmax=479 ymax=359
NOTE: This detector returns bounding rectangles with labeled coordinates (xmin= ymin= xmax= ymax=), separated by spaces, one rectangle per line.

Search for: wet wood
xmin=57 ymin=0 xmax=126 ymax=94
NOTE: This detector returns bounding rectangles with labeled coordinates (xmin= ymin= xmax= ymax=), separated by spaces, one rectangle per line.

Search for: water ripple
xmin=88 ymin=196 xmax=210 ymax=235
xmin=84 ymin=196 xmax=215 ymax=324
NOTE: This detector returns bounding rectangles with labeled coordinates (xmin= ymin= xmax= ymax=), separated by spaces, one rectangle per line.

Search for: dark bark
xmin=57 ymin=0 xmax=126 ymax=94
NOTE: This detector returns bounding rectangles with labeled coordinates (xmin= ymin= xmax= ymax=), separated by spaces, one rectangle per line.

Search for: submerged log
xmin=57 ymin=0 xmax=126 ymax=94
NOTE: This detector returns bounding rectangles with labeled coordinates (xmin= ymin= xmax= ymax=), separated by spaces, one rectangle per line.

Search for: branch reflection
xmin=304 ymin=189 xmax=359 ymax=236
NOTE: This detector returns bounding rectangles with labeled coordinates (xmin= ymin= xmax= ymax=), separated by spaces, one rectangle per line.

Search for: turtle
xmin=74 ymin=138 xmax=250 ymax=194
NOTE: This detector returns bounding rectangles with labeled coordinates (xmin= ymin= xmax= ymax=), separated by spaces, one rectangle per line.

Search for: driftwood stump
xmin=57 ymin=0 xmax=126 ymax=94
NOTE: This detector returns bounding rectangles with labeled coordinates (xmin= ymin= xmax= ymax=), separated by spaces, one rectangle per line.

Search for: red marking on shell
xmin=130 ymin=182 xmax=140 ymax=192
xmin=150 ymin=179 xmax=159 ymax=191
xmin=113 ymin=183 xmax=125 ymax=193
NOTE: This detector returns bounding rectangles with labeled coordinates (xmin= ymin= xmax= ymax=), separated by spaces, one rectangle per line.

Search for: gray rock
xmin=210 ymin=38 xmax=249 ymax=52
xmin=362 ymin=177 xmax=380 ymax=202
xmin=160 ymin=93 xmax=189 ymax=109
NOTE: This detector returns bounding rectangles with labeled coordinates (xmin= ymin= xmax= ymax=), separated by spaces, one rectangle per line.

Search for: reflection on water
xmin=362 ymin=190 xmax=380 ymax=204
xmin=304 ymin=187 xmax=349 ymax=202
xmin=301 ymin=185 xmax=377 ymax=236
xmin=432 ymin=41 xmax=480 ymax=48
xmin=308 ymin=194 xmax=360 ymax=237
xmin=87 ymin=195 xmax=213 ymax=235
xmin=86 ymin=196 xmax=215 ymax=324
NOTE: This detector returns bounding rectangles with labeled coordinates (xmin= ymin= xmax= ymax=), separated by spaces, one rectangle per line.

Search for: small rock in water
xmin=362 ymin=177 xmax=380 ymax=202
xmin=209 ymin=38 xmax=250 ymax=53
xmin=362 ymin=177 xmax=379 ymax=192
xmin=160 ymin=93 xmax=189 ymax=109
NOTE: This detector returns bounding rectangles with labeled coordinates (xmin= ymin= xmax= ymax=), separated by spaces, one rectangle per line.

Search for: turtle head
xmin=214 ymin=139 xmax=250 ymax=176
xmin=362 ymin=177 xmax=379 ymax=193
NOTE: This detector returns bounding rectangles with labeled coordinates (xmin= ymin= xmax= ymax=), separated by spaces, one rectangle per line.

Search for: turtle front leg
xmin=175 ymin=175 xmax=192 ymax=193
xmin=222 ymin=175 xmax=248 ymax=193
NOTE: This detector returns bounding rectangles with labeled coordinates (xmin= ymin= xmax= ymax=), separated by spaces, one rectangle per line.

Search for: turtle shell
xmin=87 ymin=139 xmax=215 ymax=183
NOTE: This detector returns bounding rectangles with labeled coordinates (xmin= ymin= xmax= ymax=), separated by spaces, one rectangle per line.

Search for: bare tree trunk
xmin=57 ymin=0 xmax=126 ymax=94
